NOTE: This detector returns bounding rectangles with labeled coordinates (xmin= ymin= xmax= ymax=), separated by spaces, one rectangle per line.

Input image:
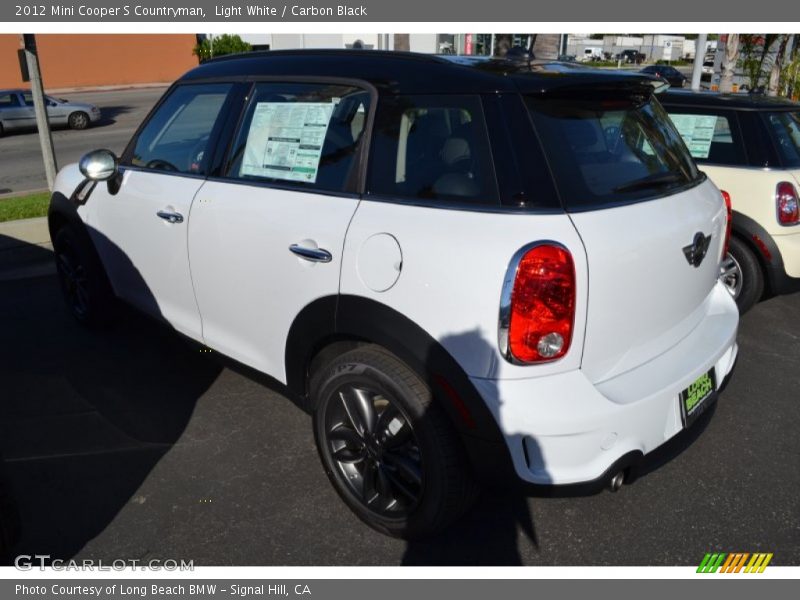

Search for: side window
xmin=0 ymin=93 xmax=20 ymax=108
xmin=367 ymin=95 xmax=498 ymax=204
xmin=665 ymin=109 xmax=747 ymax=165
xmin=225 ymin=82 xmax=371 ymax=192
xmin=22 ymin=92 xmax=34 ymax=106
xmin=128 ymin=83 xmax=232 ymax=175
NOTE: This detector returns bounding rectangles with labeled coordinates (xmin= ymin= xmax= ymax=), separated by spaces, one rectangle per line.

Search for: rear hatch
xmin=525 ymin=85 xmax=727 ymax=383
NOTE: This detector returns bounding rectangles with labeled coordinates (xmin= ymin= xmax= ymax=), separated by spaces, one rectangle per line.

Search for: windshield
xmin=764 ymin=111 xmax=800 ymax=168
xmin=525 ymin=94 xmax=701 ymax=209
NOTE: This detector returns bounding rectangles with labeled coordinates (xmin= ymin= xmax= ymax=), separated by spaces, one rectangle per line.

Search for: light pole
xmin=690 ymin=34 xmax=708 ymax=91
xmin=22 ymin=34 xmax=57 ymax=190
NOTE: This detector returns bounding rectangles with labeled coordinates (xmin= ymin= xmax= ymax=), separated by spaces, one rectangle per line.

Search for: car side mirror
xmin=79 ymin=149 xmax=118 ymax=181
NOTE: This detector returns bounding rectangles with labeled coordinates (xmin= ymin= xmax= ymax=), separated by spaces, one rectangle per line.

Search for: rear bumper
xmin=471 ymin=281 xmax=739 ymax=485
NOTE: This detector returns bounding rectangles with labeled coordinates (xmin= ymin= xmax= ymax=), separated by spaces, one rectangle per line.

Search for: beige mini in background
xmin=661 ymin=90 xmax=800 ymax=313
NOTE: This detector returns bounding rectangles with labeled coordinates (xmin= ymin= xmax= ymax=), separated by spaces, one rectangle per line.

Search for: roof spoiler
xmin=531 ymin=77 xmax=669 ymax=105
xmin=523 ymin=74 xmax=669 ymax=101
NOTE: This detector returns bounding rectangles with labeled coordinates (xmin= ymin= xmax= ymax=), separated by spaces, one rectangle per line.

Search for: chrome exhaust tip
xmin=608 ymin=470 xmax=625 ymax=492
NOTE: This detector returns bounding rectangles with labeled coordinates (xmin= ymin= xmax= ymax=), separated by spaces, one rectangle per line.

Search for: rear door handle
xmin=156 ymin=209 xmax=184 ymax=224
xmin=289 ymin=243 xmax=332 ymax=263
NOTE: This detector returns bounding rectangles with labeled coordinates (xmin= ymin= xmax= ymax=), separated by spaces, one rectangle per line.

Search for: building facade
xmin=0 ymin=34 xmax=198 ymax=90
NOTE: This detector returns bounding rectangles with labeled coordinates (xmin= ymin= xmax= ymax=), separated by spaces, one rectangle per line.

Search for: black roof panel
xmin=178 ymin=49 xmax=662 ymax=95
xmin=661 ymin=88 xmax=800 ymax=111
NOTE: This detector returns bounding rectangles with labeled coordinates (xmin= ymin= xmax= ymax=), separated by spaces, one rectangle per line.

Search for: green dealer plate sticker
xmin=680 ymin=369 xmax=717 ymax=428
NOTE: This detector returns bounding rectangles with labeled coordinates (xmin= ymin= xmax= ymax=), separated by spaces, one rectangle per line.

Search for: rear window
xmin=764 ymin=111 xmax=800 ymax=168
xmin=525 ymin=94 xmax=701 ymax=209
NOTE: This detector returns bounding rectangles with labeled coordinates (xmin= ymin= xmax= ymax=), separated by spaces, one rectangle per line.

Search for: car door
xmin=188 ymin=80 xmax=372 ymax=380
xmin=21 ymin=91 xmax=69 ymax=126
xmin=18 ymin=92 xmax=40 ymax=127
xmin=0 ymin=91 xmax=33 ymax=130
xmin=87 ymin=82 xmax=235 ymax=340
xmin=44 ymin=95 xmax=71 ymax=125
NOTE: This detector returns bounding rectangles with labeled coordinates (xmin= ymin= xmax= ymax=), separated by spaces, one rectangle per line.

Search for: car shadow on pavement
xmin=0 ymin=230 xmax=728 ymax=566
xmin=0 ymin=233 xmax=222 ymax=564
xmin=0 ymin=232 xmax=55 ymax=282
xmin=0 ymin=449 xmax=21 ymax=564
xmin=402 ymin=327 xmax=725 ymax=564
xmin=402 ymin=329 xmax=540 ymax=565
xmin=93 ymin=105 xmax=136 ymax=128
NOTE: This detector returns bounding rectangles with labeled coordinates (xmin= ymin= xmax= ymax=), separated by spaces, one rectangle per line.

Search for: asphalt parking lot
xmin=0 ymin=261 xmax=798 ymax=566
xmin=0 ymin=87 xmax=166 ymax=194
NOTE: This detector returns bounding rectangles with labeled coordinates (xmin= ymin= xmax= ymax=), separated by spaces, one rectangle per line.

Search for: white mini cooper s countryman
xmin=48 ymin=51 xmax=739 ymax=538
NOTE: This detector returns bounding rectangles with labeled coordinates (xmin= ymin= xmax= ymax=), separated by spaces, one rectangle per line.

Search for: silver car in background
xmin=0 ymin=89 xmax=101 ymax=135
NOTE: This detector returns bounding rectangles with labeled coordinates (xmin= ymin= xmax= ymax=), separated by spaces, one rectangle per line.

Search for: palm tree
xmin=394 ymin=34 xmax=410 ymax=52
xmin=530 ymin=34 xmax=561 ymax=60
xmin=768 ymin=35 xmax=790 ymax=96
xmin=493 ymin=34 xmax=513 ymax=57
xmin=719 ymin=34 xmax=740 ymax=93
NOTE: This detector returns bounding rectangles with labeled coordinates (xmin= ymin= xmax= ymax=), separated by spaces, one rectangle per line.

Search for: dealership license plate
xmin=679 ymin=369 xmax=717 ymax=428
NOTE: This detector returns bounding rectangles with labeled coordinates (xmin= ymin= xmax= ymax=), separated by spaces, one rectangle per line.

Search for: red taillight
xmin=776 ymin=181 xmax=800 ymax=225
xmin=721 ymin=190 xmax=733 ymax=256
xmin=507 ymin=244 xmax=576 ymax=363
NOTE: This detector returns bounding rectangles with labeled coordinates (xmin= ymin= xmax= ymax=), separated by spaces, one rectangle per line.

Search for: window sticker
xmin=240 ymin=102 xmax=335 ymax=183
xmin=670 ymin=114 xmax=719 ymax=159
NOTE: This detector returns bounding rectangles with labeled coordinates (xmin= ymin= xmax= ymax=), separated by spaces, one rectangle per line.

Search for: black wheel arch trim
xmin=48 ymin=191 xmax=114 ymax=292
xmin=731 ymin=210 xmax=800 ymax=295
xmin=49 ymin=191 xmax=86 ymax=239
xmin=285 ymin=294 xmax=516 ymax=485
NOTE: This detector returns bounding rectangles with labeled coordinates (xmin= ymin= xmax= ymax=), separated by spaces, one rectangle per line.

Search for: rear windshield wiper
xmin=613 ymin=171 xmax=686 ymax=193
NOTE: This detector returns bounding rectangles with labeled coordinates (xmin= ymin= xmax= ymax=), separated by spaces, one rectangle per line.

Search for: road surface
xmin=0 ymin=87 xmax=166 ymax=194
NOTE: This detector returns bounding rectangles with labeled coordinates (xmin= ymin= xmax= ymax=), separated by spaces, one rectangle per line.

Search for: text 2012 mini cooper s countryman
xmin=48 ymin=51 xmax=739 ymax=538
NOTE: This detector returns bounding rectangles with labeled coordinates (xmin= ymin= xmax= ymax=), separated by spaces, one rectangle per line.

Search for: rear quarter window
xmin=764 ymin=110 xmax=800 ymax=168
xmin=367 ymin=95 xmax=499 ymax=205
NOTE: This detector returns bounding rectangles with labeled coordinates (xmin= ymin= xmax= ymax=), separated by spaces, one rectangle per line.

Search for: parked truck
xmin=617 ymin=49 xmax=646 ymax=64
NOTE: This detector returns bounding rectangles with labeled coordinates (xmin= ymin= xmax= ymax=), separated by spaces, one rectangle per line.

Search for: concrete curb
xmin=0 ymin=217 xmax=55 ymax=281
xmin=0 ymin=188 xmax=49 ymax=200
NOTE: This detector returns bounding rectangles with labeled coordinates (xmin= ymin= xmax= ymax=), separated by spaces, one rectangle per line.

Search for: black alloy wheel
xmin=323 ymin=383 xmax=423 ymax=517
xmin=311 ymin=345 xmax=478 ymax=538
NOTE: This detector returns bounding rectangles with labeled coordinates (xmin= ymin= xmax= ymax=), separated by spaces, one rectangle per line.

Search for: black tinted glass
xmin=665 ymin=109 xmax=747 ymax=165
xmin=367 ymin=95 xmax=498 ymax=204
xmin=226 ymin=82 xmax=370 ymax=193
xmin=765 ymin=111 xmax=800 ymax=168
xmin=525 ymin=94 xmax=702 ymax=209
xmin=130 ymin=83 xmax=232 ymax=175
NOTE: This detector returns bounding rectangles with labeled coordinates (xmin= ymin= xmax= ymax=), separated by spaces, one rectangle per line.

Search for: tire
xmin=0 ymin=122 xmax=4 ymax=137
xmin=721 ymin=236 xmax=764 ymax=315
xmin=68 ymin=111 xmax=90 ymax=130
xmin=52 ymin=226 xmax=117 ymax=327
xmin=311 ymin=345 xmax=478 ymax=539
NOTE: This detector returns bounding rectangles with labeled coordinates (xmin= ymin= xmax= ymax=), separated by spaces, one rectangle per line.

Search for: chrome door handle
xmin=156 ymin=209 xmax=184 ymax=224
xmin=289 ymin=244 xmax=332 ymax=263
